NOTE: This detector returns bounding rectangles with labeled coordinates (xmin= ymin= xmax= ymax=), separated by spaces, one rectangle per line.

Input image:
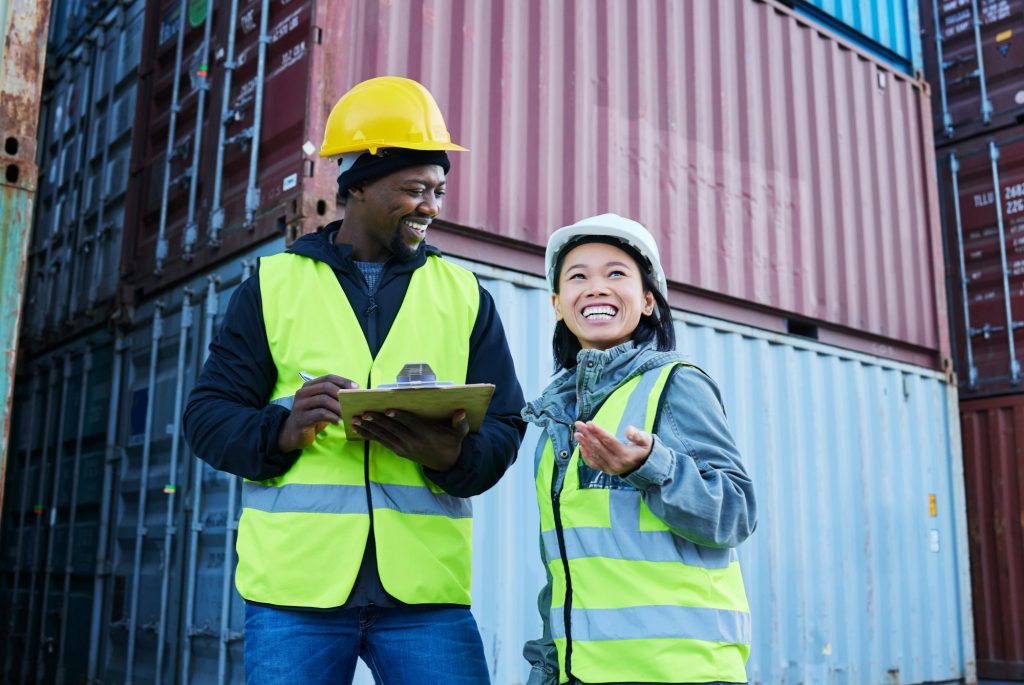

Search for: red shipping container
xmin=121 ymin=0 xmax=950 ymax=369
xmin=960 ymin=394 xmax=1024 ymax=681
xmin=940 ymin=127 xmax=1024 ymax=396
xmin=120 ymin=0 xmax=333 ymax=296
xmin=921 ymin=0 xmax=1024 ymax=142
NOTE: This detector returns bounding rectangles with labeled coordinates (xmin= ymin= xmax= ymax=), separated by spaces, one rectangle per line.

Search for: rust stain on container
xmin=0 ymin=0 xmax=54 ymax=524
xmin=960 ymin=394 xmax=1024 ymax=680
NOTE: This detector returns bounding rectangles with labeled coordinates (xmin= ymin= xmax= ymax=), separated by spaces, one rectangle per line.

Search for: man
xmin=183 ymin=76 xmax=525 ymax=684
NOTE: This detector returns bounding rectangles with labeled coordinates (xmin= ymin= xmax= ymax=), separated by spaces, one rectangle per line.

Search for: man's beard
xmin=389 ymin=229 xmax=420 ymax=262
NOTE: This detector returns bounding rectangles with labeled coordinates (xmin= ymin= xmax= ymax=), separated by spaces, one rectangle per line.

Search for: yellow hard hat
xmin=320 ymin=76 xmax=468 ymax=158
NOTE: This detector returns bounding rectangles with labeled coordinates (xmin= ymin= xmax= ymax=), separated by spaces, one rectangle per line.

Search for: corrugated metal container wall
xmin=960 ymin=395 xmax=1024 ymax=681
xmin=0 ymin=329 xmax=116 ymax=685
xmin=789 ymin=0 xmax=924 ymax=73
xmin=120 ymin=0 xmax=949 ymax=368
xmin=47 ymin=0 xmax=91 ymax=54
xmin=463 ymin=264 xmax=975 ymax=685
xmin=22 ymin=0 xmax=145 ymax=350
xmin=325 ymin=0 xmax=950 ymax=362
xmin=120 ymin=0 xmax=341 ymax=296
xmin=3 ymin=249 xmax=974 ymax=684
xmin=938 ymin=128 xmax=1024 ymax=398
xmin=99 ymin=239 xmax=283 ymax=685
xmin=921 ymin=0 xmax=1024 ymax=141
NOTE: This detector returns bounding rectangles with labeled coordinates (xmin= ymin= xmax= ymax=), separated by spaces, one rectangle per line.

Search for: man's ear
xmin=347 ymin=183 xmax=366 ymax=201
xmin=551 ymin=294 xmax=563 ymax=322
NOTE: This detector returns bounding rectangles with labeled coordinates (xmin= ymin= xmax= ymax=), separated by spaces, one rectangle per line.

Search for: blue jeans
xmin=244 ymin=602 xmax=490 ymax=685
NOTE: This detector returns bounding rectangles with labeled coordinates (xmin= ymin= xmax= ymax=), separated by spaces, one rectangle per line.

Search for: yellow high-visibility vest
xmin=236 ymin=251 xmax=479 ymax=608
xmin=536 ymin=363 xmax=751 ymax=683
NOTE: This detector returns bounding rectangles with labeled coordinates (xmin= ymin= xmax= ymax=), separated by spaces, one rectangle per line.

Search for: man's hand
xmin=277 ymin=374 xmax=359 ymax=453
xmin=352 ymin=409 xmax=470 ymax=472
xmin=574 ymin=421 xmax=653 ymax=476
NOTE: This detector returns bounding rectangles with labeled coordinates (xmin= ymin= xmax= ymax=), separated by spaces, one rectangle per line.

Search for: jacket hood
xmin=523 ymin=341 xmax=688 ymax=429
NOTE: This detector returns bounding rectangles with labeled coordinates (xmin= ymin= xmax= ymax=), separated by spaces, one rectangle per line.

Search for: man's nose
xmin=418 ymin=191 xmax=441 ymax=217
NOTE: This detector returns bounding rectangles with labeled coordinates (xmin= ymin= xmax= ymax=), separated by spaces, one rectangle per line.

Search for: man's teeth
xmin=583 ymin=306 xmax=617 ymax=319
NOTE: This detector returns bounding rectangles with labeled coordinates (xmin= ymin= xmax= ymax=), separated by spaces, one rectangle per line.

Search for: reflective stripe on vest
xmin=235 ymin=252 xmax=479 ymax=608
xmin=535 ymin=363 xmax=751 ymax=684
xmin=242 ymin=481 xmax=473 ymax=518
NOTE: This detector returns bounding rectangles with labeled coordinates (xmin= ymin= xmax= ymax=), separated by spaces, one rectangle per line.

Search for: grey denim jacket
xmin=521 ymin=341 xmax=757 ymax=685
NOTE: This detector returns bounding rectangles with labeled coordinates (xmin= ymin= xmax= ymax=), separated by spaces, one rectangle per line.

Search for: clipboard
xmin=338 ymin=384 xmax=495 ymax=441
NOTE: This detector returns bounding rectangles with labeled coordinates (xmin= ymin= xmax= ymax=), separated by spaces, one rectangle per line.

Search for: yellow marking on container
xmin=996 ymin=30 xmax=1012 ymax=42
xmin=929 ymin=494 xmax=937 ymax=517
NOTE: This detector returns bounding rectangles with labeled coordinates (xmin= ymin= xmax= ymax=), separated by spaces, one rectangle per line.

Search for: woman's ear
xmin=642 ymin=291 xmax=656 ymax=317
xmin=551 ymin=294 xmax=563 ymax=321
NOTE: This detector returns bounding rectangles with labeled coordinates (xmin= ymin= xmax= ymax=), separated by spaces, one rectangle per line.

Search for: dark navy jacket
xmin=183 ymin=222 xmax=526 ymax=608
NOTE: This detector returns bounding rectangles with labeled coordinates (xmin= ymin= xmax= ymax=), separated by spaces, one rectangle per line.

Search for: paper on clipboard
xmin=338 ymin=383 xmax=495 ymax=441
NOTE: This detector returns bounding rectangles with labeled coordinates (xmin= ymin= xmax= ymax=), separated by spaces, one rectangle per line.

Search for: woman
xmin=523 ymin=213 xmax=757 ymax=685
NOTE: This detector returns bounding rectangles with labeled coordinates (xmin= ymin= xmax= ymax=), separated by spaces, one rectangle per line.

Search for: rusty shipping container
xmin=121 ymin=0 xmax=950 ymax=370
xmin=960 ymin=394 xmax=1024 ymax=681
xmin=921 ymin=0 xmax=1024 ymax=142
xmin=939 ymin=126 xmax=1024 ymax=397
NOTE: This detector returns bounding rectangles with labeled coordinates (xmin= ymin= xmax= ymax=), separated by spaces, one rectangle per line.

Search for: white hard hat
xmin=545 ymin=213 xmax=668 ymax=296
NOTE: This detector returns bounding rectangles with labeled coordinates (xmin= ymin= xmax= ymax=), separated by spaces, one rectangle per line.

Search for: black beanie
xmin=337 ymin=148 xmax=451 ymax=198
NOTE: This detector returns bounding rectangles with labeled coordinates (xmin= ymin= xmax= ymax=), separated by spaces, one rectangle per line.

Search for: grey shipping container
xmin=0 ymin=331 xmax=117 ymax=685
xmin=98 ymin=239 xmax=283 ymax=685
xmin=2 ymin=243 xmax=976 ymax=684
xmin=22 ymin=0 xmax=146 ymax=352
xmin=921 ymin=0 xmax=1024 ymax=141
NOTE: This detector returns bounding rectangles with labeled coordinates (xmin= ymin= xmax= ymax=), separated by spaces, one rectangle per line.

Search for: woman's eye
xmin=609 ymin=270 xmax=626 ymax=277
xmin=568 ymin=273 xmax=585 ymax=280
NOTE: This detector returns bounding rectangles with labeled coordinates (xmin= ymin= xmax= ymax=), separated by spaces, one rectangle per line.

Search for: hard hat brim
xmin=545 ymin=215 xmax=669 ymax=297
xmin=319 ymin=140 xmax=469 ymax=158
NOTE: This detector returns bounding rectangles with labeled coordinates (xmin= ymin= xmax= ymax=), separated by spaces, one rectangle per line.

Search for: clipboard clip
xmin=376 ymin=362 xmax=454 ymax=389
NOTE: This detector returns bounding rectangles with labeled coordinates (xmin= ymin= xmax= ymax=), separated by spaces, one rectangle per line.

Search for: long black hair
xmin=551 ymin=236 xmax=676 ymax=370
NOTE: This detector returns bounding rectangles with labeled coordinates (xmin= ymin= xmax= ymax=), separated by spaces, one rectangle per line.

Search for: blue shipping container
xmin=449 ymin=261 xmax=975 ymax=685
xmin=790 ymin=0 xmax=924 ymax=73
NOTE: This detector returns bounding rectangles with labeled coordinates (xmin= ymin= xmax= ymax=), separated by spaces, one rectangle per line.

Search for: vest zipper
xmin=364 ymin=372 xmax=374 ymax=551
xmin=551 ymin=435 xmax=575 ymax=680
xmin=365 ymin=297 xmax=378 ymax=350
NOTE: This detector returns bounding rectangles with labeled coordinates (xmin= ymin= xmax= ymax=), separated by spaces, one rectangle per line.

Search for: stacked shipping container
xmin=0 ymin=0 xmax=979 ymax=683
xmin=922 ymin=0 xmax=1024 ymax=678
xmin=22 ymin=0 xmax=145 ymax=350
xmin=922 ymin=0 xmax=1024 ymax=142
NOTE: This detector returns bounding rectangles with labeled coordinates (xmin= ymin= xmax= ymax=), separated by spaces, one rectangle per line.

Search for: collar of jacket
xmin=522 ymin=341 xmax=687 ymax=429
xmin=286 ymin=221 xmax=443 ymax=275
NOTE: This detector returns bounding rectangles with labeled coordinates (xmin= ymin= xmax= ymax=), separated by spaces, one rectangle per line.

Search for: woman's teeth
xmin=583 ymin=305 xmax=617 ymax=319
